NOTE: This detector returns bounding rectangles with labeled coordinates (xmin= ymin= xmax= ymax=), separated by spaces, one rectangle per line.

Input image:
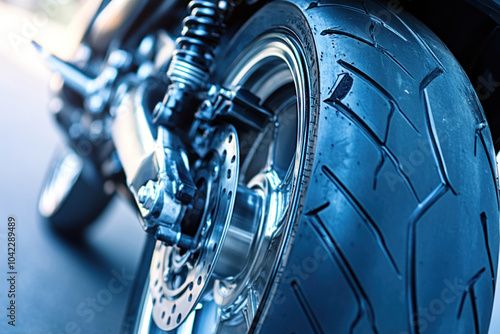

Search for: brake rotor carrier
xmin=150 ymin=124 xmax=239 ymax=331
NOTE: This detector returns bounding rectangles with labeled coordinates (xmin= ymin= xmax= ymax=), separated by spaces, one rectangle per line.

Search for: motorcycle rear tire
xmin=223 ymin=1 xmax=500 ymax=333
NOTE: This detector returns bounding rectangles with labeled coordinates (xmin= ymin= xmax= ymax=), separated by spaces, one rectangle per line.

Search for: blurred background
xmin=0 ymin=1 xmax=499 ymax=333
xmin=0 ymin=1 xmax=145 ymax=333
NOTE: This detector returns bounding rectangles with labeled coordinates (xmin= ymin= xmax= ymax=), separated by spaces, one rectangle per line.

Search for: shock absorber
xmin=153 ymin=0 xmax=227 ymax=128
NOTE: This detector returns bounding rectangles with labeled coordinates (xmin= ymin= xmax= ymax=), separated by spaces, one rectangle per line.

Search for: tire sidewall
xmin=216 ymin=1 xmax=322 ymax=331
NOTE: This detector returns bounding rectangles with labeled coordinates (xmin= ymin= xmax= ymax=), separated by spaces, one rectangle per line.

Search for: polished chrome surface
xmin=32 ymin=41 xmax=96 ymax=97
xmin=213 ymin=185 xmax=263 ymax=278
xmin=111 ymin=86 xmax=156 ymax=183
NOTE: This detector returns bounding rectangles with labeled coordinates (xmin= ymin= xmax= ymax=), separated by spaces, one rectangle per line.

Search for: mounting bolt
xmin=138 ymin=180 xmax=158 ymax=211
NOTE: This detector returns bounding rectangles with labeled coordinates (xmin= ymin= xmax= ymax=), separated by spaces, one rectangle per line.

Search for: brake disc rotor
xmin=150 ymin=124 xmax=239 ymax=331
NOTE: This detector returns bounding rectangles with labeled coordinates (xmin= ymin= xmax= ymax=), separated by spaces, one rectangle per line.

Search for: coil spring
xmin=167 ymin=0 xmax=224 ymax=90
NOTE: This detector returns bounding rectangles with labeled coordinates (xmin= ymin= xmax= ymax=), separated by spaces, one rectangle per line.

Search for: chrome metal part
xmin=197 ymin=85 xmax=274 ymax=131
xmin=111 ymin=85 xmax=156 ymax=182
xmin=33 ymin=41 xmax=96 ymax=97
xmin=213 ymin=184 xmax=263 ymax=278
xmin=150 ymin=125 xmax=240 ymax=331
xmin=33 ymin=41 xmax=129 ymax=114
xmin=111 ymin=85 xmax=195 ymax=236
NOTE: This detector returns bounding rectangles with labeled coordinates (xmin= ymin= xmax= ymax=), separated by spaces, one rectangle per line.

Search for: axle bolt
xmin=138 ymin=180 xmax=158 ymax=210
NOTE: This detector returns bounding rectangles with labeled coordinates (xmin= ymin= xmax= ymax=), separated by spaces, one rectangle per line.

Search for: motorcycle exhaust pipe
xmin=111 ymin=84 xmax=158 ymax=187
xmin=110 ymin=84 xmax=193 ymax=235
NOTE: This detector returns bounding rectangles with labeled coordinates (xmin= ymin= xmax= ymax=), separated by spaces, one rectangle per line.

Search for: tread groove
xmin=306 ymin=202 xmax=331 ymax=216
xmin=337 ymin=59 xmax=420 ymax=134
xmin=321 ymin=29 xmax=413 ymax=78
xmin=307 ymin=2 xmax=367 ymax=15
xmin=421 ymin=70 xmax=457 ymax=196
xmin=325 ymin=98 xmax=419 ymax=202
xmin=320 ymin=29 xmax=373 ymax=45
xmin=457 ymin=268 xmax=485 ymax=334
xmin=306 ymin=215 xmax=379 ymax=334
xmin=373 ymin=152 xmax=385 ymax=190
xmin=326 ymin=72 xmax=354 ymax=101
xmin=474 ymin=123 xmax=486 ymax=157
xmin=384 ymin=101 xmax=396 ymax=144
xmin=290 ymin=280 xmax=325 ymax=334
xmin=322 ymin=165 xmax=402 ymax=278
xmin=362 ymin=0 xmax=408 ymax=43
xmin=370 ymin=17 xmax=408 ymax=43
xmin=406 ymin=184 xmax=449 ymax=334
xmin=388 ymin=12 xmax=446 ymax=72
xmin=380 ymin=47 xmax=415 ymax=79
xmin=406 ymin=68 xmax=456 ymax=334
xmin=480 ymin=212 xmax=496 ymax=293
xmin=475 ymin=123 xmax=500 ymax=206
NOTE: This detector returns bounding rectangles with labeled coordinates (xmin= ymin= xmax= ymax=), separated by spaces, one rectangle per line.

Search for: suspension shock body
xmin=153 ymin=0 xmax=227 ymax=129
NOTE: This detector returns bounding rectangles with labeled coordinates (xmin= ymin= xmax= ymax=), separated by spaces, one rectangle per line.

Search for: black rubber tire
xmin=219 ymin=1 xmax=500 ymax=333
xmin=38 ymin=148 xmax=112 ymax=236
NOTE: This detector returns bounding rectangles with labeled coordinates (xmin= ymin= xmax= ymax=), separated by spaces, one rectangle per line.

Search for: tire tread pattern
xmin=254 ymin=1 xmax=499 ymax=333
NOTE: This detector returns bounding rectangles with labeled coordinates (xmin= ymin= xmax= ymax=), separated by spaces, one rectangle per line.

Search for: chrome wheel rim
xmin=137 ymin=31 xmax=309 ymax=333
